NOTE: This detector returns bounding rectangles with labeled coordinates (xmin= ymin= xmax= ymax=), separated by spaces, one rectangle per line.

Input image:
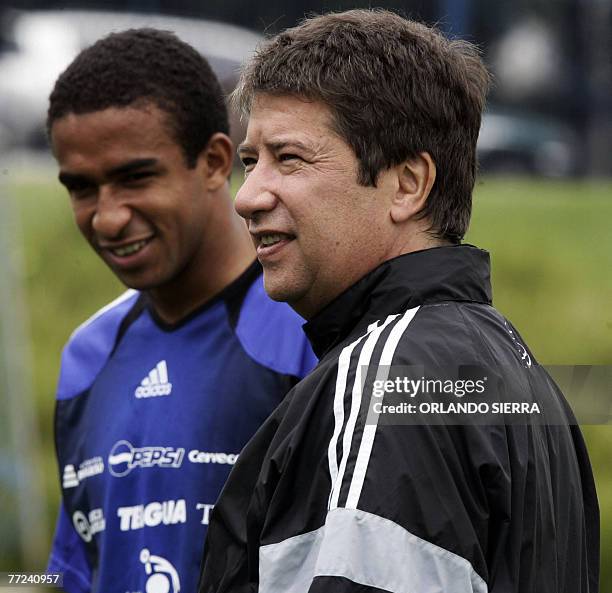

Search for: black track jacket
xmin=199 ymin=245 xmax=599 ymax=593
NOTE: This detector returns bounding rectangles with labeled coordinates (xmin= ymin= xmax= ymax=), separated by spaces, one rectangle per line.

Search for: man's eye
xmin=241 ymin=157 xmax=257 ymax=172
xmin=279 ymin=153 xmax=300 ymax=163
xmin=123 ymin=171 xmax=153 ymax=184
xmin=67 ymin=182 xmax=96 ymax=199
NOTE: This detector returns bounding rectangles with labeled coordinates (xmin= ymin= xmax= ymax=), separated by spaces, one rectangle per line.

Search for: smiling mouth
xmin=107 ymin=238 xmax=152 ymax=258
xmin=258 ymin=233 xmax=295 ymax=248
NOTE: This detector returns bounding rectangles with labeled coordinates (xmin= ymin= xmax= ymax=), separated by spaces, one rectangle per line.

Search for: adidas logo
xmin=62 ymin=457 xmax=104 ymax=489
xmin=62 ymin=464 xmax=79 ymax=488
xmin=135 ymin=360 xmax=173 ymax=398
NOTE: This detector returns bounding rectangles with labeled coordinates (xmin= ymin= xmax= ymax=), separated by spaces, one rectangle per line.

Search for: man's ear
xmin=198 ymin=132 xmax=234 ymax=190
xmin=390 ymin=152 xmax=436 ymax=223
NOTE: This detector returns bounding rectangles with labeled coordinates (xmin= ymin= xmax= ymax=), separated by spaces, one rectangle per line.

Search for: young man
xmin=46 ymin=29 xmax=316 ymax=593
xmin=199 ymin=10 xmax=599 ymax=593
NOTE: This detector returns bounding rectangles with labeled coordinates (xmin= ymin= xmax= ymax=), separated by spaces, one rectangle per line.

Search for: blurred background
xmin=0 ymin=0 xmax=610 ymax=589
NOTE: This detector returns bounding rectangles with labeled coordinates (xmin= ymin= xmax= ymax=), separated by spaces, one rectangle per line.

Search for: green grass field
xmin=4 ymin=173 xmax=612 ymax=580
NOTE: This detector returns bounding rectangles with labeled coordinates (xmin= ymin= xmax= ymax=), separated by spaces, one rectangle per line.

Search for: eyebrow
xmin=58 ymin=158 xmax=159 ymax=187
xmin=107 ymin=158 xmax=158 ymax=177
xmin=58 ymin=171 xmax=91 ymax=187
xmin=237 ymin=140 xmax=313 ymax=155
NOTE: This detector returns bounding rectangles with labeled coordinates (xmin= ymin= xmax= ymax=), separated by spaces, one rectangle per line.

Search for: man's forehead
xmin=51 ymin=102 xmax=174 ymax=143
xmin=243 ymin=93 xmax=337 ymax=147
xmin=52 ymin=104 xmax=173 ymax=144
xmin=51 ymin=104 xmax=180 ymax=175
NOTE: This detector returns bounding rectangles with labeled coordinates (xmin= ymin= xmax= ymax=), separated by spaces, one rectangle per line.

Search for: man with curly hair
xmin=46 ymin=28 xmax=316 ymax=593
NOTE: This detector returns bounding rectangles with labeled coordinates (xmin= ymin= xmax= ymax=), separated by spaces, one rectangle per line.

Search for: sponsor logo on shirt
xmin=117 ymin=499 xmax=187 ymax=531
xmin=73 ymin=508 xmax=105 ymax=542
xmin=187 ymin=450 xmax=238 ymax=465
xmin=62 ymin=456 xmax=104 ymax=489
xmin=108 ymin=440 xmax=184 ymax=477
xmin=139 ymin=548 xmax=180 ymax=593
xmin=135 ymin=360 xmax=172 ymax=398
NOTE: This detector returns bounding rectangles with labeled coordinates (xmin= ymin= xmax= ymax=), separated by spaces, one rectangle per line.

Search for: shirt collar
xmin=303 ymin=244 xmax=492 ymax=358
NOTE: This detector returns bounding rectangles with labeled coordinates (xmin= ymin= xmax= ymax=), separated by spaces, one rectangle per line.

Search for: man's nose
xmin=234 ymin=167 xmax=279 ymax=221
xmin=91 ymin=186 xmax=131 ymax=239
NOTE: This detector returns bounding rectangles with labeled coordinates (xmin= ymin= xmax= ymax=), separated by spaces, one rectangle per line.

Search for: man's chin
xmin=262 ymin=276 xmax=319 ymax=319
xmin=262 ymin=274 xmax=302 ymax=304
xmin=263 ymin=284 xmax=294 ymax=304
xmin=110 ymin=269 xmax=161 ymax=292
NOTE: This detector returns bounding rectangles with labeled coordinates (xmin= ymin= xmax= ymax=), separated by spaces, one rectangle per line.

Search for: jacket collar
xmin=303 ymin=244 xmax=492 ymax=358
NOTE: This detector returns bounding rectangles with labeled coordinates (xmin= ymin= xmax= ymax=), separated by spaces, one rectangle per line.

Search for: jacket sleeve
xmin=47 ymin=504 xmax=92 ymax=593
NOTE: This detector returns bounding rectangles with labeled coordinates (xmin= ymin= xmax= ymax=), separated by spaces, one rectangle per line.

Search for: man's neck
xmin=148 ymin=195 xmax=256 ymax=325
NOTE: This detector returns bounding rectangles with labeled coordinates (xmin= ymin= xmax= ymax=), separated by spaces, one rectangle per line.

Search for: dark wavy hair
xmin=233 ymin=10 xmax=491 ymax=243
xmin=48 ymin=27 xmax=229 ymax=167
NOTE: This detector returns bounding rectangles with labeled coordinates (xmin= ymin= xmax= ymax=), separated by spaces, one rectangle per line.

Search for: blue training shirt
xmin=48 ymin=262 xmax=317 ymax=593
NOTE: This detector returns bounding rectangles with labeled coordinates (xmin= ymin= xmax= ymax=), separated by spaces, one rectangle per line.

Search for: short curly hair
xmin=233 ymin=10 xmax=490 ymax=243
xmin=47 ymin=28 xmax=229 ymax=167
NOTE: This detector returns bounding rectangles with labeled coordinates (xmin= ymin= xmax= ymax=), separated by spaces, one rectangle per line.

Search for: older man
xmin=199 ymin=10 xmax=599 ymax=593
